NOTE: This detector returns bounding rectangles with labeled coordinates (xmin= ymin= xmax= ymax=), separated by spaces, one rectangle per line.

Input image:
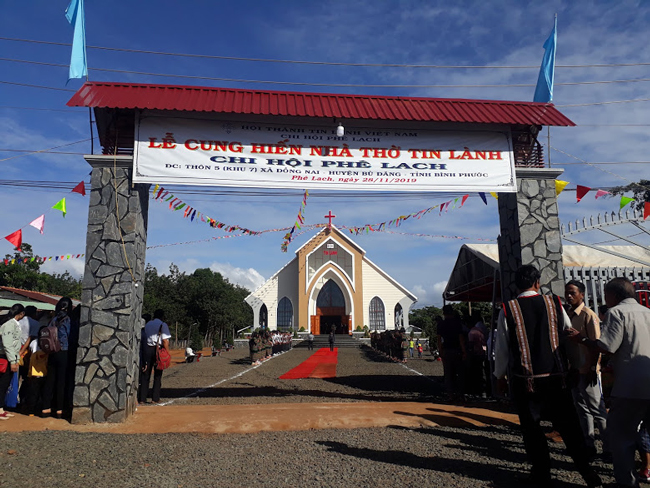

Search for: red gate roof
xmin=67 ymin=82 xmax=575 ymax=126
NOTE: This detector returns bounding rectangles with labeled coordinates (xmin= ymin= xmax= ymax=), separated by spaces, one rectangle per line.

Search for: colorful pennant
xmin=152 ymin=186 xmax=262 ymax=236
xmin=555 ymin=180 xmax=569 ymax=196
xmin=281 ymin=190 xmax=309 ymax=252
xmin=52 ymin=198 xmax=67 ymax=217
xmin=478 ymin=192 xmax=487 ymax=205
xmin=29 ymin=215 xmax=45 ymax=234
xmin=71 ymin=181 xmax=86 ymax=196
xmin=595 ymin=189 xmax=610 ymax=199
xmin=4 ymin=229 xmax=22 ymax=251
xmin=576 ymin=185 xmax=591 ymax=202
xmin=645 ymin=202 xmax=650 ymax=221
xmin=346 ymin=194 xmax=470 ymax=235
xmin=2 ymin=253 xmax=84 ymax=266
xmin=620 ymin=196 xmax=634 ymax=209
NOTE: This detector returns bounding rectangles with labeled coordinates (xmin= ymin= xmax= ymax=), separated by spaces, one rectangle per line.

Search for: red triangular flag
xmin=71 ymin=181 xmax=86 ymax=196
xmin=4 ymin=229 xmax=22 ymax=250
xmin=645 ymin=202 xmax=650 ymax=220
xmin=576 ymin=185 xmax=591 ymax=203
xmin=460 ymin=194 xmax=469 ymax=207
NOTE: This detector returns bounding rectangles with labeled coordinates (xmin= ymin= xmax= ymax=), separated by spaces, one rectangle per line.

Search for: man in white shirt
xmin=494 ymin=265 xmax=601 ymax=488
xmin=568 ymin=277 xmax=650 ymax=487
xmin=138 ymin=309 xmax=171 ymax=404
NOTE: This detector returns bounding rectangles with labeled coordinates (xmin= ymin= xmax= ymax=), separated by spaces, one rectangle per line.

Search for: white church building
xmin=245 ymin=225 xmax=417 ymax=334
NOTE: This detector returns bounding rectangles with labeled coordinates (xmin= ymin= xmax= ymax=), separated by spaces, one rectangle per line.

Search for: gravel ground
xmin=1 ymin=341 xmax=617 ymax=487
xmin=0 ymin=424 xmax=614 ymax=488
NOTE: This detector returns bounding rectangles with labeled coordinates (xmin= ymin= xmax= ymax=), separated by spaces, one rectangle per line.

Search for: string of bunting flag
xmin=151 ymin=184 xmax=263 ymax=235
xmin=281 ymin=190 xmax=309 ymax=252
xmin=3 ymin=180 xmax=86 ymax=251
xmin=2 ymin=253 xmax=85 ymax=266
xmin=345 ymin=194 xmax=470 ymax=234
xmin=555 ymin=180 xmax=650 ymax=219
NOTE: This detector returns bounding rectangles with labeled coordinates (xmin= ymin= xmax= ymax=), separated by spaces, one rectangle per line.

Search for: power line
xmin=557 ymin=98 xmax=650 ymax=107
xmin=0 ymin=80 xmax=75 ymax=92
xmin=0 ymin=138 xmax=92 ymax=162
xmin=2 ymin=36 xmax=650 ymax=70
xmin=0 ymin=106 xmax=79 ymax=113
xmin=5 ymin=57 xmax=650 ymax=89
xmin=0 ymin=149 xmax=86 ymax=155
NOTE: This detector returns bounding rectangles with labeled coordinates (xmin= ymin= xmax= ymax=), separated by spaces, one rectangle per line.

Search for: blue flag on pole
xmin=65 ymin=0 xmax=87 ymax=82
xmin=533 ymin=16 xmax=557 ymax=103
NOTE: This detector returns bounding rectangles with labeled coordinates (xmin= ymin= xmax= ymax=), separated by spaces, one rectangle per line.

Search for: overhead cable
xmin=1 ymin=36 xmax=650 ymax=70
xmin=4 ymin=57 xmax=650 ymax=88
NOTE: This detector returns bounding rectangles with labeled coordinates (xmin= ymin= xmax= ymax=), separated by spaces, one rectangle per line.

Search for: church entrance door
xmin=313 ymin=279 xmax=351 ymax=334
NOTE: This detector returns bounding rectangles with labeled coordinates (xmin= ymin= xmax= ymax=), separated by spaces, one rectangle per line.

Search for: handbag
xmin=0 ymin=358 xmax=7 ymax=374
xmin=155 ymin=324 xmax=171 ymax=371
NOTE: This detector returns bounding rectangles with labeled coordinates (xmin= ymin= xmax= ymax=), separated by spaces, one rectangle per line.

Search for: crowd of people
xmin=0 ymin=297 xmax=79 ymax=421
xmin=248 ymin=329 xmax=293 ymax=365
xmin=436 ymin=306 xmax=492 ymax=402
xmin=491 ymin=266 xmax=650 ymax=488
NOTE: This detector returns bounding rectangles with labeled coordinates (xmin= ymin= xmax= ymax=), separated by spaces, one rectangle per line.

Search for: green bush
xmin=355 ymin=325 xmax=363 ymax=332
xmin=299 ymin=326 xmax=306 ymax=332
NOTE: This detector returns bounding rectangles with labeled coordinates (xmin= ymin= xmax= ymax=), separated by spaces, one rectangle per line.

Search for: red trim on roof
xmin=0 ymin=286 xmax=79 ymax=307
xmin=67 ymin=82 xmax=575 ymax=127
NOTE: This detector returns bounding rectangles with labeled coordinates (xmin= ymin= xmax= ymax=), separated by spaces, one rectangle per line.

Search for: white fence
xmin=564 ymin=266 xmax=650 ymax=310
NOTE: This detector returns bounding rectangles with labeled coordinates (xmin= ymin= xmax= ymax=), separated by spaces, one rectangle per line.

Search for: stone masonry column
xmin=72 ymin=155 xmax=149 ymax=423
xmin=497 ymin=168 xmax=565 ymax=302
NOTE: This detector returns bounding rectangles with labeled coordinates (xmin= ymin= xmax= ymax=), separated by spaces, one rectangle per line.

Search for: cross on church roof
xmin=325 ymin=211 xmax=336 ymax=229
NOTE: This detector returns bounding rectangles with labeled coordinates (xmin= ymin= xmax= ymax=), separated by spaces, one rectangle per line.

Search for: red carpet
xmin=279 ymin=348 xmax=338 ymax=379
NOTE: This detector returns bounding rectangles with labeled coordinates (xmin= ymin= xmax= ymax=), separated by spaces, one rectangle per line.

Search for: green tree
xmin=0 ymin=243 xmax=82 ymax=299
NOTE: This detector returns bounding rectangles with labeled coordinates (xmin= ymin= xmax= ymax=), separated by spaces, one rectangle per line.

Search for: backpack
xmin=39 ymin=322 xmax=61 ymax=354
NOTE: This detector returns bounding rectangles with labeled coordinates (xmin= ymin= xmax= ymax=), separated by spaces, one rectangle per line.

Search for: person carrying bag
xmin=138 ymin=310 xmax=171 ymax=405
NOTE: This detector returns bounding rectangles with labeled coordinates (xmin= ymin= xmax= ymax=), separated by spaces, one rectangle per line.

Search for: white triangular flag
xmin=29 ymin=215 xmax=45 ymax=234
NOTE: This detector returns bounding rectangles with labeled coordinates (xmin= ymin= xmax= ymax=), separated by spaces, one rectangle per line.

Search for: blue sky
xmin=1 ymin=1 xmax=649 ymax=307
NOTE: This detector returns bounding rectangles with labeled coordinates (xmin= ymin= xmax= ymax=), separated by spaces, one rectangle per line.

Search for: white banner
xmin=133 ymin=116 xmax=516 ymax=192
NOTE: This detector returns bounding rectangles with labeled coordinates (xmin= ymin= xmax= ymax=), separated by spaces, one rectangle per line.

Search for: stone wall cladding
xmin=498 ymin=169 xmax=566 ymax=302
xmin=72 ymin=163 xmax=149 ymax=424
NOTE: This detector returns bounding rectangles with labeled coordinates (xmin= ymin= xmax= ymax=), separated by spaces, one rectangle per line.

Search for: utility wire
xmin=0 ymin=80 xmax=75 ymax=92
xmin=2 ymin=36 xmax=650 ymax=70
xmin=4 ymin=57 xmax=650 ymax=89
xmin=557 ymin=98 xmax=650 ymax=107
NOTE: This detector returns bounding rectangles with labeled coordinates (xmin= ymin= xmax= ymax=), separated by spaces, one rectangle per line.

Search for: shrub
xmin=355 ymin=325 xmax=363 ymax=332
xmin=299 ymin=326 xmax=306 ymax=332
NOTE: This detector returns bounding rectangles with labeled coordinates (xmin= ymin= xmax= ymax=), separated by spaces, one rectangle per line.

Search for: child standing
xmin=25 ymin=337 xmax=48 ymax=415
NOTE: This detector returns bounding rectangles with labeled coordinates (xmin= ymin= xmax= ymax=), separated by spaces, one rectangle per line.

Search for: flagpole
xmin=546 ymin=125 xmax=551 ymax=168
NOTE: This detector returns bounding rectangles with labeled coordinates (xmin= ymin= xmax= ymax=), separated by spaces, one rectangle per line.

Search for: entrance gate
xmin=66 ymin=82 xmax=574 ymax=423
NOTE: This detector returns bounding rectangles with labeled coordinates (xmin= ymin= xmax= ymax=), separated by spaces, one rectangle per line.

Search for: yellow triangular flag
xmin=489 ymin=192 xmax=499 ymax=200
xmin=555 ymin=180 xmax=569 ymax=196
xmin=52 ymin=198 xmax=67 ymax=217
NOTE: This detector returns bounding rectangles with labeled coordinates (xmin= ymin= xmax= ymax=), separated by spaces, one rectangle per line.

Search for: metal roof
xmin=0 ymin=286 xmax=81 ymax=307
xmin=67 ymin=82 xmax=575 ymax=127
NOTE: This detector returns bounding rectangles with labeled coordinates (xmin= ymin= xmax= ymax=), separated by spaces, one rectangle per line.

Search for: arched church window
xmin=316 ymin=279 xmax=345 ymax=308
xmin=259 ymin=304 xmax=268 ymax=328
xmin=277 ymin=297 xmax=293 ymax=331
xmin=394 ymin=303 xmax=403 ymax=329
xmin=369 ymin=296 xmax=385 ymax=330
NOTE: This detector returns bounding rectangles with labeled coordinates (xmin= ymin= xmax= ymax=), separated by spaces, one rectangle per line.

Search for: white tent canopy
xmin=444 ymin=244 xmax=650 ymax=305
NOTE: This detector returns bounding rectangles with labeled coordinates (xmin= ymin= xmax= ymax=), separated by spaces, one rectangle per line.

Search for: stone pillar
xmin=497 ymin=168 xmax=565 ymax=302
xmin=72 ymin=156 xmax=149 ymax=423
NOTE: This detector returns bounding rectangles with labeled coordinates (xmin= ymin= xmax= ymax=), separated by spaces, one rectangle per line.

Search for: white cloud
xmin=208 ymin=262 xmax=266 ymax=291
xmin=412 ymin=281 xmax=448 ymax=308
xmin=40 ymin=258 xmax=85 ymax=279
xmin=151 ymin=257 xmax=265 ymax=292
